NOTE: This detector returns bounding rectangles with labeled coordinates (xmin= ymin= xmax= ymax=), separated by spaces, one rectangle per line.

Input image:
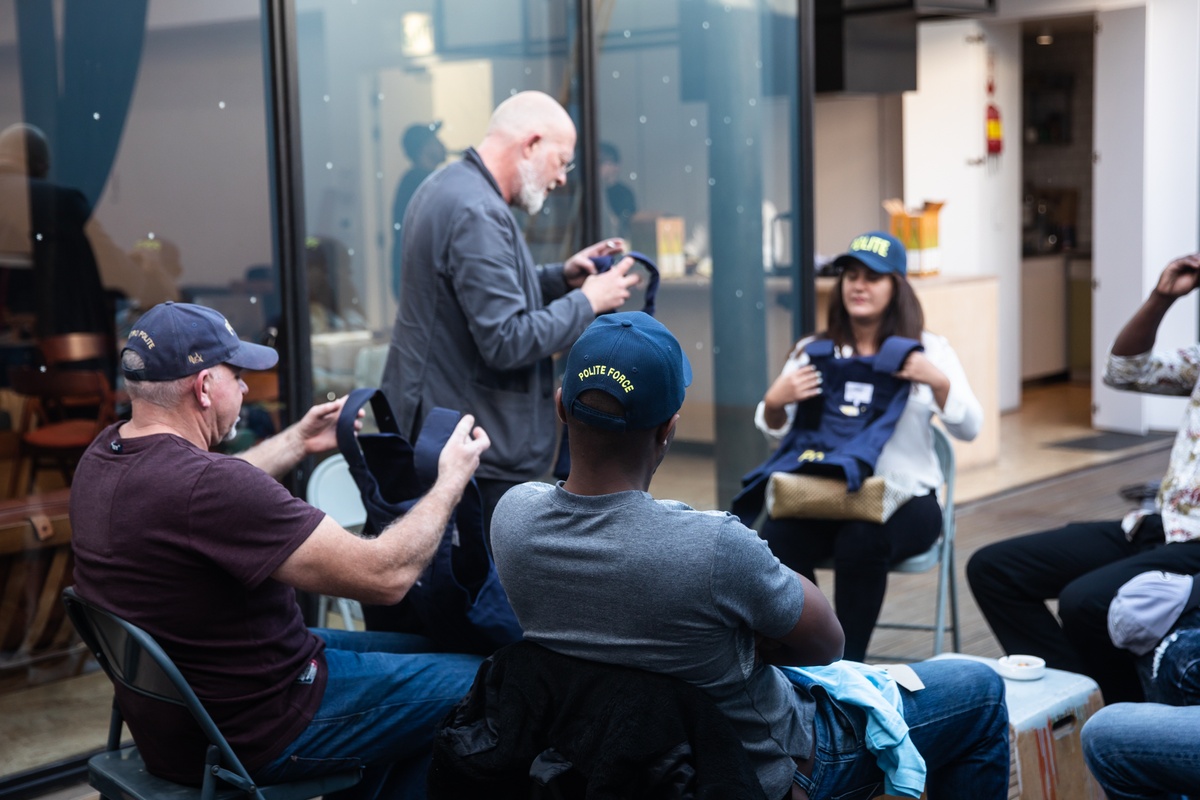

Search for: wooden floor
xmin=864 ymin=444 xmax=1171 ymax=662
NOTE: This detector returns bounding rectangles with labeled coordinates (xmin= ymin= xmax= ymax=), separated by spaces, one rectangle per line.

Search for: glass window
xmin=0 ymin=0 xmax=279 ymax=781
xmin=595 ymin=0 xmax=799 ymax=508
xmin=294 ymin=0 xmax=581 ymax=404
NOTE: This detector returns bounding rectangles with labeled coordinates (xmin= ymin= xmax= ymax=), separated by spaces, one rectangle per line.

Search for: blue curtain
xmin=16 ymin=0 xmax=148 ymax=209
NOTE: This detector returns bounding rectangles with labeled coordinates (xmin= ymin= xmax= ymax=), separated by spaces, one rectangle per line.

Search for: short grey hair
xmin=122 ymin=350 xmax=192 ymax=407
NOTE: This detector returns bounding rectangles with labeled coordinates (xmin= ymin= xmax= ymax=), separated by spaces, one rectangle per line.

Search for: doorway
xmin=1018 ymin=14 xmax=1094 ymax=427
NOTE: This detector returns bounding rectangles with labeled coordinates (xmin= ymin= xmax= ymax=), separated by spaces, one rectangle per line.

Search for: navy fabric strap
xmin=804 ymin=339 xmax=835 ymax=359
xmin=590 ymin=250 xmax=660 ymax=316
xmin=336 ymin=388 xmax=401 ymax=518
xmin=874 ymin=336 xmax=923 ymax=374
xmin=414 ymin=407 xmax=461 ymax=487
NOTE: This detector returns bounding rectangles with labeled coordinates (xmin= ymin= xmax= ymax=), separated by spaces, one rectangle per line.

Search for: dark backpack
xmin=335 ymin=388 xmax=522 ymax=654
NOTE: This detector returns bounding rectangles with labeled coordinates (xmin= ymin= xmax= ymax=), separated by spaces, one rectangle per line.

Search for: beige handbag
xmin=765 ymin=473 xmax=913 ymax=524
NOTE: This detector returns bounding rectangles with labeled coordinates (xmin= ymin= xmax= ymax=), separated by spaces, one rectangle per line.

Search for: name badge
xmin=844 ymin=381 xmax=874 ymax=406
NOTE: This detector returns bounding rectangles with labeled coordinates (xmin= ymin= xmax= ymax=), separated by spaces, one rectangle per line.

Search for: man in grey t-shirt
xmin=491 ymin=312 xmax=1011 ymax=800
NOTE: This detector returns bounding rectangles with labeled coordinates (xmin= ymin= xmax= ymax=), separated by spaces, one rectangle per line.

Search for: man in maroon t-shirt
xmin=71 ymin=301 xmax=490 ymax=800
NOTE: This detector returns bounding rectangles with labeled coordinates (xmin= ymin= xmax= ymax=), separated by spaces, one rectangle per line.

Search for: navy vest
xmin=730 ymin=336 xmax=922 ymax=526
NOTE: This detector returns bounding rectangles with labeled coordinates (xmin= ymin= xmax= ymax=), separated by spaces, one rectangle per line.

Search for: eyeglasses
xmin=539 ymin=137 xmax=576 ymax=175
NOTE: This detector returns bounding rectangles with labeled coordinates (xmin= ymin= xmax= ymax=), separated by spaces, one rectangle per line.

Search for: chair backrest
xmin=9 ymin=365 xmax=115 ymax=428
xmin=306 ymin=454 xmax=367 ymax=532
xmin=352 ymin=344 xmax=389 ymax=390
xmin=61 ymin=587 xmax=253 ymax=784
xmin=430 ymin=641 xmax=766 ymax=798
xmin=930 ymin=424 xmax=956 ymax=541
xmin=38 ymin=332 xmax=112 ymax=368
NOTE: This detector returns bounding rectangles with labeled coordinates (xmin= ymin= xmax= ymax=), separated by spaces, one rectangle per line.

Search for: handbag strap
xmin=335 ymin=388 xmax=402 ymax=524
xmin=336 ymin=387 xmax=399 ymax=473
xmin=413 ymin=406 xmax=461 ymax=487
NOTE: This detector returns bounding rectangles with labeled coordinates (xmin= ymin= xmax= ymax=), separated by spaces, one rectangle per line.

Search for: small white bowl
xmin=997 ymin=655 xmax=1046 ymax=681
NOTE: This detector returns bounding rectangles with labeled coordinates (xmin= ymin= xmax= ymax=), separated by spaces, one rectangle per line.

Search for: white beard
xmin=221 ymin=416 xmax=241 ymax=444
xmin=516 ymin=159 xmax=547 ymax=215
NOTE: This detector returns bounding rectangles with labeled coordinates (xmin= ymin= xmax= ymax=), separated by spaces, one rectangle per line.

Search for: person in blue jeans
xmin=256 ymin=628 xmax=483 ymax=799
xmin=1081 ymin=596 xmax=1200 ymax=800
xmin=490 ymin=312 xmax=1010 ymax=799
xmin=1082 ymin=628 xmax=1200 ymax=799
xmin=1083 ymin=703 xmax=1198 ymax=800
xmin=70 ymin=302 xmax=491 ymax=800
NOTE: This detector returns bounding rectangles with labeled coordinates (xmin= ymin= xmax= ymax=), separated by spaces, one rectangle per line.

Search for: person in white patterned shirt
xmin=968 ymin=252 xmax=1200 ymax=704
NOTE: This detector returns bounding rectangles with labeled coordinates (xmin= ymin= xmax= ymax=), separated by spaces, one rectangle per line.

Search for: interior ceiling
xmin=1020 ymin=14 xmax=1094 ymax=39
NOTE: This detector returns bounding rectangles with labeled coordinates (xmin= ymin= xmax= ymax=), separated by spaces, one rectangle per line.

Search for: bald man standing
xmin=382 ymin=91 xmax=637 ymax=533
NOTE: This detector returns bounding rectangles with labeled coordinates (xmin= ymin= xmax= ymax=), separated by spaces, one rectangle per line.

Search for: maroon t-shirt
xmin=71 ymin=423 xmax=328 ymax=783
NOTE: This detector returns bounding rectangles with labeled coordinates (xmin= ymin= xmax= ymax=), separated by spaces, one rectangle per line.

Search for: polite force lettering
xmin=577 ymin=365 xmax=635 ymax=393
xmin=128 ymin=329 xmax=155 ymax=349
xmin=849 ymin=234 xmax=890 ymax=258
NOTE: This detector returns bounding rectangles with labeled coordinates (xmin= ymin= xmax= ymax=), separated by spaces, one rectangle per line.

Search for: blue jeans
xmin=1082 ymin=703 xmax=1199 ymax=800
xmin=255 ymin=628 xmax=482 ymax=800
xmin=1138 ymin=618 xmax=1200 ymax=706
xmin=792 ymin=660 xmax=1010 ymax=799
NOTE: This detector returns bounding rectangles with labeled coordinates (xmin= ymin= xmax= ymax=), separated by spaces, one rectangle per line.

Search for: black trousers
xmin=966 ymin=514 xmax=1200 ymax=703
xmin=760 ymin=492 xmax=943 ymax=662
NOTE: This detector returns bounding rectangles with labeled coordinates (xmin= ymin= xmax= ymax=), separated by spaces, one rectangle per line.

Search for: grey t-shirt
xmin=491 ymin=481 xmax=814 ymax=798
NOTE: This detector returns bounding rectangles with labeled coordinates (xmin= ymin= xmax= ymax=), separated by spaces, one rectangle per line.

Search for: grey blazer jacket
xmin=381 ymin=148 xmax=593 ymax=481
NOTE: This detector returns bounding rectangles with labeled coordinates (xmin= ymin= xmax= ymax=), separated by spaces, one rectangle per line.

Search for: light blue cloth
xmin=781 ymin=661 xmax=927 ymax=797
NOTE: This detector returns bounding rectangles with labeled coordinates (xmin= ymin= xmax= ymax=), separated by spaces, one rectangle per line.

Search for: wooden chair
xmin=0 ymin=489 xmax=83 ymax=687
xmin=37 ymin=332 xmax=112 ymax=368
xmin=7 ymin=366 xmax=115 ymax=496
xmin=242 ymin=368 xmax=281 ymax=435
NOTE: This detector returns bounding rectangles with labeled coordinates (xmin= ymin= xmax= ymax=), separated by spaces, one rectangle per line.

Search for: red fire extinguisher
xmin=986 ymin=99 xmax=1003 ymax=155
xmin=986 ymin=54 xmax=1003 ymax=155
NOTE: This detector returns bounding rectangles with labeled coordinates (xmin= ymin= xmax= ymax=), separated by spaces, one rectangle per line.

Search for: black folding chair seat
xmin=62 ymin=586 xmax=361 ymax=800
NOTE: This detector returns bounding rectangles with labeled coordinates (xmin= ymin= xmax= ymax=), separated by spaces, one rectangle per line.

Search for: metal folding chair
xmin=869 ymin=424 xmax=961 ymax=656
xmin=305 ymin=454 xmax=365 ymax=630
xmin=62 ymin=586 xmax=360 ymax=800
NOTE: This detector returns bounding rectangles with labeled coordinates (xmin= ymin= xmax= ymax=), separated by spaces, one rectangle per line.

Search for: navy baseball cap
xmin=562 ymin=312 xmax=692 ymax=431
xmin=832 ymin=231 xmax=907 ymax=276
xmin=122 ymin=301 xmax=278 ymax=382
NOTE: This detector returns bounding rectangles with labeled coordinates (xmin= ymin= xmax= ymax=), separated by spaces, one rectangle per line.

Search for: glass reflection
xmin=0 ymin=0 xmax=277 ymax=780
xmin=596 ymin=0 xmax=799 ymax=508
xmin=295 ymin=0 xmax=581 ymax=404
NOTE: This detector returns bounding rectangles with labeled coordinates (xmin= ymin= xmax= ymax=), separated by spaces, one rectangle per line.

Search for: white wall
xmin=1140 ymin=0 xmax=1200 ymax=428
xmin=994 ymin=0 xmax=1143 ymax=19
xmin=982 ymin=22 xmax=1023 ymax=412
xmin=1092 ymin=5 xmax=1146 ymax=432
xmin=901 ymin=19 xmax=1023 ymax=410
xmin=812 ymin=94 xmax=902 ymax=258
xmin=93 ymin=19 xmax=273 ymax=289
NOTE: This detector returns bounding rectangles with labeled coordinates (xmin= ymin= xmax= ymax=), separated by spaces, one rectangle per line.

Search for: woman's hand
xmin=894 ymin=351 xmax=950 ymax=408
xmin=762 ymin=364 xmax=822 ymax=429
xmin=765 ymin=364 xmax=823 ymax=407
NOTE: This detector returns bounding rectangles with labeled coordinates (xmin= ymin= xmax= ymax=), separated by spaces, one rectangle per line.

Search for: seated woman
xmin=754 ymin=230 xmax=982 ymax=661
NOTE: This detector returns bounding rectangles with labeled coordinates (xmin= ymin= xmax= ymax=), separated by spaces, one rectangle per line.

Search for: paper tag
xmin=884 ymin=664 xmax=925 ymax=692
xmin=844 ymin=381 xmax=874 ymax=406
